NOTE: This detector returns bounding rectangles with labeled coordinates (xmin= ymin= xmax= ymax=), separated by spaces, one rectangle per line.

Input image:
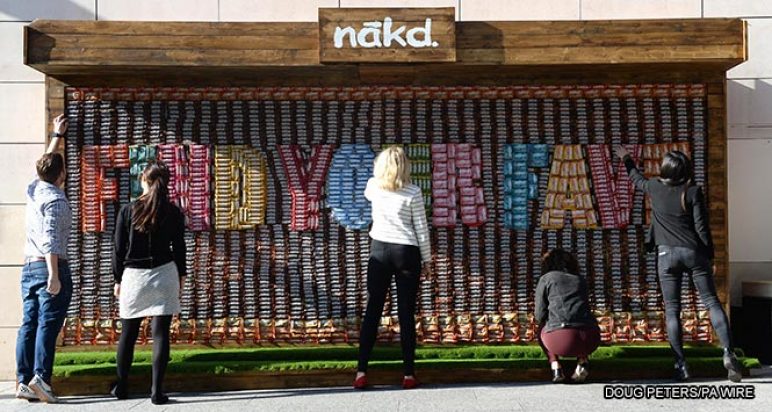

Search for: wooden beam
xmin=25 ymin=18 xmax=746 ymax=76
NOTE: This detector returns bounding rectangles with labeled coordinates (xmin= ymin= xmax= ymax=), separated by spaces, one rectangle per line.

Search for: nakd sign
xmin=318 ymin=7 xmax=456 ymax=63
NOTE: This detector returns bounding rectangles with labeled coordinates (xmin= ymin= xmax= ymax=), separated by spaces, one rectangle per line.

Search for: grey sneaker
xmin=15 ymin=383 xmax=38 ymax=401
xmin=28 ymin=375 xmax=59 ymax=403
xmin=723 ymin=348 xmax=743 ymax=383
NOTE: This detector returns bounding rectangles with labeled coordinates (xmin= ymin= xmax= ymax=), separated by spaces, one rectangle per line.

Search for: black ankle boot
xmin=723 ymin=348 xmax=742 ymax=383
xmin=151 ymin=393 xmax=169 ymax=405
xmin=109 ymin=381 xmax=128 ymax=400
xmin=551 ymin=368 xmax=565 ymax=383
xmin=674 ymin=360 xmax=690 ymax=382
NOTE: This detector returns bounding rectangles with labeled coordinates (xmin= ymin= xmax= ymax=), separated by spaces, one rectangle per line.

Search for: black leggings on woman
xmin=358 ymin=240 xmax=421 ymax=376
xmin=658 ymin=245 xmax=733 ymax=362
xmin=116 ymin=315 xmax=172 ymax=396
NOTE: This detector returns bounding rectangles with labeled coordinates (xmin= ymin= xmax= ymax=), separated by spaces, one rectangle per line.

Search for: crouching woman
xmin=535 ymin=249 xmax=600 ymax=383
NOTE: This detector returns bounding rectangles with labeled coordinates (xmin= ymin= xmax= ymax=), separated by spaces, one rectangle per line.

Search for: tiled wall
xmin=0 ymin=0 xmax=770 ymax=378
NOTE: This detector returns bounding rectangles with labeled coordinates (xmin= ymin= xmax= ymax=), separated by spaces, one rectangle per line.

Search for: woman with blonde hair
xmin=354 ymin=146 xmax=431 ymax=390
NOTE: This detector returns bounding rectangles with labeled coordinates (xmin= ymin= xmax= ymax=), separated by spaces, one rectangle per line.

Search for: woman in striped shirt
xmin=354 ymin=146 xmax=431 ymax=390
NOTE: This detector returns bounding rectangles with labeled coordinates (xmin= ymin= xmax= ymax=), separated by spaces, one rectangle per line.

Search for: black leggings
xmin=116 ymin=315 xmax=172 ymax=396
xmin=358 ymin=240 xmax=421 ymax=376
xmin=658 ymin=245 xmax=733 ymax=362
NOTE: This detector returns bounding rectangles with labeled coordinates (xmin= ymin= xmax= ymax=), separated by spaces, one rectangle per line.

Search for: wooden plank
xmin=318 ymin=8 xmax=456 ymax=64
xmin=456 ymin=19 xmax=745 ymax=36
xmin=50 ymin=34 xmax=319 ymax=51
xmin=456 ymin=31 xmax=745 ymax=49
xmin=457 ymin=45 xmax=745 ymax=65
xmin=38 ymin=63 xmax=727 ymax=87
xmin=704 ymin=77 xmax=729 ymax=308
xmin=45 ymin=77 xmax=66 ymax=154
xmin=31 ymin=48 xmax=321 ymax=66
xmin=28 ymin=20 xmax=319 ymax=36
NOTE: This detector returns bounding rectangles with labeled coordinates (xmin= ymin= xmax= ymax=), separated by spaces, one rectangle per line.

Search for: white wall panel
xmin=581 ymin=0 xmax=701 ymax=20
xmin=728 ymin=18 xmax=772 ymax=79
xmin=0 ymin=0 xmax=95 ymax=21
xmin=460 ymin=0 xmax=580 ymax=21
xmin=0 ymin=205 xmax=27 ymax=265
xmin=0 ymin=23 xmax=44 ymax=81
xmin=704 ymin=0 xmax=772 ymax=18
xmin=219 ymin=0 xmax=338 ymax=22
xmin=728 ymin=138 xmax=772 ymax=262
xmin=98 ymin=0 xmax=218 ymax=22
xmin=0 ymin=83 xmax=45 ymax=144
xmin=0 ymin=144 xmax=45 ymax=204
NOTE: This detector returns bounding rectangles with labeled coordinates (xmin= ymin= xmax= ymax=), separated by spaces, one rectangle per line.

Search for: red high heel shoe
xmin=353 ymin=375 xmax=368 ymax=389
xmin=402 ymin=376 xmax=419 ymax=389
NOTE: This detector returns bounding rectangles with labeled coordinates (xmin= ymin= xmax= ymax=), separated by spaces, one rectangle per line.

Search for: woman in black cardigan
xmin=535 ymin=249 xmax=600 ymax=384
xmin=614 ymin=146 xmax=741 ymax=382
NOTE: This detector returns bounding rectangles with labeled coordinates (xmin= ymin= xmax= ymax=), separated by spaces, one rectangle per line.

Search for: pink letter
xmin=431 ymin=143 xmax=487 ymax=227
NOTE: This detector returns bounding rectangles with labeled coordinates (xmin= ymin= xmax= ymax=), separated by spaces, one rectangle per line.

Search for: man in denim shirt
xmin=15 ymin=114 xmax=72 ymax=403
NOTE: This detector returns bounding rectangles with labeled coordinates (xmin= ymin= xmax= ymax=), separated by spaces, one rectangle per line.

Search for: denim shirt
xmin=24 ymin=179 xmax=71 ymax=259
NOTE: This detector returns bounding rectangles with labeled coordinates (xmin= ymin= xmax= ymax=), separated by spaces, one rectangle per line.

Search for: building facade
xmin=0 ymin=0 xmax=770 ymax=378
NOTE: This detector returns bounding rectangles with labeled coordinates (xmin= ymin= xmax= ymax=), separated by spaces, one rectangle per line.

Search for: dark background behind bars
xmin=60 ymin=85 xmax=711 ymax=345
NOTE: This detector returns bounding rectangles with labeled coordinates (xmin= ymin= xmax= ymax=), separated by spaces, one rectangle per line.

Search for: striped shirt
xmin=364 ymin=178 xmax=431 ymax=262
xmin=24 ymin=179 xmax=72 ymax=258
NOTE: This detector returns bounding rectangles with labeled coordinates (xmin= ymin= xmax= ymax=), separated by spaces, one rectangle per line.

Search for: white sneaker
xmin=15 ymin=383 xmax=38 ymax=401
xmin=28 ymin=375 xmax=59 ymax=403
xmin=571 ymin=363 xmax=589 ymax=383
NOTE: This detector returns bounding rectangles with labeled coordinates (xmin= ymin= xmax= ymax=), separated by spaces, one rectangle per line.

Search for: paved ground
xmin=1 ymin=367 xmax=770 ymax=412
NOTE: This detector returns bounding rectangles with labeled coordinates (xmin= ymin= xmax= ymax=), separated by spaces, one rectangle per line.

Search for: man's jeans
xmin=16 ymin=261 xmax=72 ymax=385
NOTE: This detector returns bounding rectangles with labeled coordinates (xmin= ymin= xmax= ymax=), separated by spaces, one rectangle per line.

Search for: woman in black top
xmin=535 ymin=249 xmax=600 ymax=383
xmin=111 ymin=161 xmax=186 ymax=404
xmin=615 ymin=147 xmax=740 ymax=382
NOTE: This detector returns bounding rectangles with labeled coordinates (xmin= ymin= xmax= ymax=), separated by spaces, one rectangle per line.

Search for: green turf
xmin=51 ymin=345 xmax=760 ymax=378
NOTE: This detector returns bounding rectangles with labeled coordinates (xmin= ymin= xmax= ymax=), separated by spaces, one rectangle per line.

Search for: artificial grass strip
xmin=54 ymin=344 xmax=733 ymax=367
xmin=53 ymin=356 xmax=760 ymax=378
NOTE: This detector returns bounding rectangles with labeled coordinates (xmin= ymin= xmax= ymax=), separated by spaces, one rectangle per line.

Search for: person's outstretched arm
xmin=691 ymin=187 xmax=715 ymax=260
xmin=45 ymin=114 xmax=68 ymax=154
xmin=614 ymin=145 xmax=650 ymax=194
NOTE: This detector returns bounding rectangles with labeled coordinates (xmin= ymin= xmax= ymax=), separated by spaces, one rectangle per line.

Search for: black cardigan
xmin=112 ymin=202 xmax=187 ymax=282
xmin=535 ymin=270 xmax=598 ymax=333
xmin=623 ymin=155 xmax=715 ymax=259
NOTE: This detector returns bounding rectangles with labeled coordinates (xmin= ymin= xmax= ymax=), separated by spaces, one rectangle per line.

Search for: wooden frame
xmin=27 ymin=16 xmax=745 ymax=310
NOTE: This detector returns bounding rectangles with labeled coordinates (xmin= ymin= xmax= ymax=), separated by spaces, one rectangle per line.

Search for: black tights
xmin=658 ymin=246 xmax=733 ymax=362
xmin=358 ymin=240 xmax=421 ymax=376
xmin=116 ymin=316 xmax=172 ymax=396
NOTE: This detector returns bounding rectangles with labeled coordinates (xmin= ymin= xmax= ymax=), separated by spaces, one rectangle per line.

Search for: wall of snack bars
xmin=61 ymin=84 xmax=715 ymax=345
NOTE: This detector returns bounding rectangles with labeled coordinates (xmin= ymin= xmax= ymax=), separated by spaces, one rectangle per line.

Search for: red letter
xmin=586 ymin=144 xmax=642 ymax=228
xmin=278 ymin=145 xmax=335 ymax=231
xmin=81 ymin=145 xmax=129 ymax=232
xmin=157 ymin=144 xmax=211 ymax=231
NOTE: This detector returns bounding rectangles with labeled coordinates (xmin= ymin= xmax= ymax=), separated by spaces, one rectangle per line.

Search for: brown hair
xmin=131 ymin=160 xmax=170 ymax=233
xmin=541 ymin=248 xmax=580 ymax=275
xmin=36 ymin=153 xmax=65 ymax=184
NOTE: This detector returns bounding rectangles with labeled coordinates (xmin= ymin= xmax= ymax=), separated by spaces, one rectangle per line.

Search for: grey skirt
xmin=119 ymin=261 xmax=181 ymax=319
